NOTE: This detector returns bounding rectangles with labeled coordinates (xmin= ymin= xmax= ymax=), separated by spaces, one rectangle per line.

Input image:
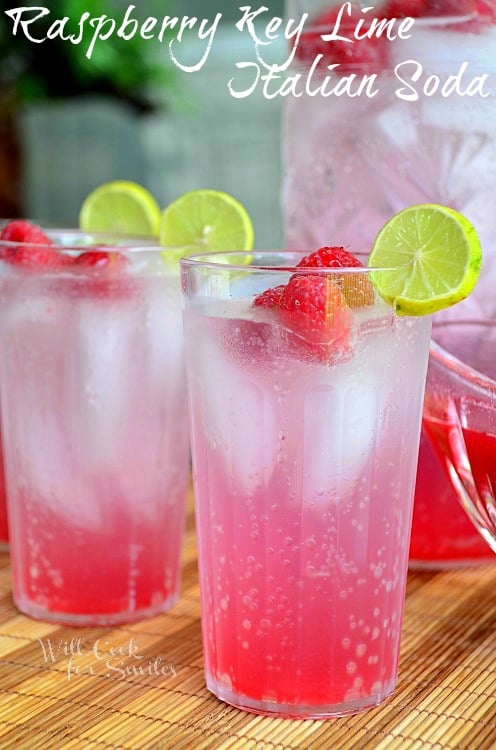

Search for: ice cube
xmin=366 ymin=95 xmax=496 ymax=260
xmin=195 ymin=318 xmax=281 ymax=496
xmin=0 ymin=288 xmax=104 ymax=527
xmin=419 ymin=94 xmax=496 ymax=136
xmin=143 ymin=278 xmax=184 ymax=399
xmin=391 ymin=25 xmax=496 ymax=74
xmin=4 ymin=377 xmax=102 ymax=529
xmin=68 ymin=298 xmax=137 ymax=465
xmin=363 ymin=103 xmax=434 ymax=212
xmin=300 ymin=347 xmax=384 ymax=504
xmin=392 ymin=27 xmax=496 ymax=135
xmin=283 ymin=92 xmax=387 ymax=250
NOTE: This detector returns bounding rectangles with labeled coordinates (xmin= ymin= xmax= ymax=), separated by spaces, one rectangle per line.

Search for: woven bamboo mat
xmin=1 ymin=487 xmax=496 ymax=750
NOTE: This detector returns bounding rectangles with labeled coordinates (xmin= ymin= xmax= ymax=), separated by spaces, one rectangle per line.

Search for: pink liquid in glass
xmin=182 ymin=255 xmax=432 ymax=718
xmin=195 ymin=470 xmax=406 ymax=710
xmin=0 ymin=242 xmax=189 ymax=625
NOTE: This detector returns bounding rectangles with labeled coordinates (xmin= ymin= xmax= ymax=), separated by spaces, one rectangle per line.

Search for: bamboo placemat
xmin=1 ymin=487 xmax=496 ymax=750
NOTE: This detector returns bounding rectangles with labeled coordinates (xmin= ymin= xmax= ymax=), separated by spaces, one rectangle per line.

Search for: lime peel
xmin=79 ymin=181 xmax=161 ymax=237
xmin=367 ymin=204 xmax=482 ymax=316
xmin=159 ymin=189 xmax=254 ymax=264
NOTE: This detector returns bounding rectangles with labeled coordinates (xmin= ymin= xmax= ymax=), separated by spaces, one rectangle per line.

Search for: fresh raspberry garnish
xmin=475 ymin=0 xmax=496 ymax=21
xmin=253 ymin=284 xmax=285 ymax=310
xmin=423 ymin=0 xmax=496 ymax=30
xmin=425 ymin=0 xmax=476 ymax=14
xmin=297 ymin=246 xmax=375 ymax=307
xmin=76 ymin=250 xmax=128 ymax=269
xmin=0 ymin=220 xmax=65 ymax=268
xmin=382 ymin=0 xmax=495 ymax=31
xmin=72 ymin=249 xmax=133 ymax=299
xmin=297 ymin=246 xmax=363 ymax=269
xmin=222 ymin=318 xmax=275 ymax=370
xmin=296 ymin=2 xmax=389 ymax=74
xmin=279 ymin=275 xmax=353 ymax=362
xmin=382 ymin=0 xmax=429 ymax=18
xmin=0 ymin=220 xmax=52 ymax=246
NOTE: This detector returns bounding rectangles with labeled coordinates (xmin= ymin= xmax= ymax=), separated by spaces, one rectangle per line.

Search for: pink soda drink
xmin=283 ymin=0 xmax=496 ymax=565
xmin=420 ymin=320 xmax=496 ymax=556
xmin=410 ymin=320 xmax=495 ymax=566
xmin=0 ymin=222 xmax=189 ymax=625
xmin=182 ymin=248 xmax=432 ymax=718
xmin=409 ymin=429 xmax=493 ymax=564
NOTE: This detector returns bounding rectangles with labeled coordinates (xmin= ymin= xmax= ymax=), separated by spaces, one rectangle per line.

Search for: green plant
xmin=0 ymin=0 xmax=178 ymax=112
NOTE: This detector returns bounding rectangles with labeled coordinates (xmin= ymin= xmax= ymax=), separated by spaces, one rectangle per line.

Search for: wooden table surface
xmin=1 ymin=488 xmax=496 ymax=750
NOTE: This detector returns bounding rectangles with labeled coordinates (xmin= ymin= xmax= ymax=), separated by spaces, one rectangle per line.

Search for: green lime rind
xmin=79 ymin=181 xmax=161 ymax=237
xmin=159 ymin=189 xmax=254 ymax=263
xmin=368 ymin=204 xmax=482 ymax=316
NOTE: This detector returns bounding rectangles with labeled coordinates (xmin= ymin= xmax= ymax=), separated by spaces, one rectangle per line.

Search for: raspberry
xmin=382 ymin=0 xmax=429 ymax=17
xmin=73 ymin=249 xmax=133 ymax=299
xmin=279 ymin=274 xmax=353 ymax=362
xmin=296 ymin=2 xmax=390 ymax=74
xmin=476 ymin=0 xmax=496 ymax=21
xmin=253 ymin=284 xmax=285 ymax=309
xmin=0 ymin=220 xmax=52 ymax=246
xmin=297 ymin=246 xmax=375 ymax=307
xmin=222 ymin=318 xmax=274 ymax=370
xmin=297 ymin=246 xmax=363 ymax=269
xmin=423 ymin=0 xmax=496 ymax=31
xmin=76 ymin=250 xmax=128 ymax=269
xmin=426 ymin=0 xmax=476 ymax=14
xmin=0 ymin=220 xmax=65 ymax=268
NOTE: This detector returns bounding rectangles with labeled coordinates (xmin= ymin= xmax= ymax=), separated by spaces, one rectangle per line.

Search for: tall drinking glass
xmin=283 ymin=0 xmax=496 ymax=565
xmin=182 ymin=251 xmax=431 ymax=718
xmin=0 ymin=231 xmax=189 ymax=625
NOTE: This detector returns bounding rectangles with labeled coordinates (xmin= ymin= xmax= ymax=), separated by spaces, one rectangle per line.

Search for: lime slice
xmin=367 ymin=204 xmax=482 ymax=316
xmin=159 ymin=189 xmax=254 ymax=262
xmin=79 ymin=181 xmax=161 ymax=237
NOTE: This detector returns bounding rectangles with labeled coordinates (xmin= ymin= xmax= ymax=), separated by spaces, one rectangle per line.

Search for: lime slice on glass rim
xmin=79 ymin=181 xmax=161 ymax=237
xmin=159 ymin=189 xmax=254 ymax=263
xmin=368 ymin=204 xmax=482 ymax=316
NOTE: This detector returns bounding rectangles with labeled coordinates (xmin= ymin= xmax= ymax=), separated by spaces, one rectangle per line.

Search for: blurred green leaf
xmin=0 ymin=0 xmax=182 ymax=112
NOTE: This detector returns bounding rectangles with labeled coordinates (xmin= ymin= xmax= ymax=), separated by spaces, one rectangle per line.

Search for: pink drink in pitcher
xmin=417 ymin=320 xmax=496 ymax=557
xmin=409 ymin=430 xmax=493 ymax=564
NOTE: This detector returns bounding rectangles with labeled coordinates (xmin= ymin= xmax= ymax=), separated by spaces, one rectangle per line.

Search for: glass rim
xmin=180 ymin=249 xmax=405 ymax=274
xmin=0 ymin=224 xmax=186 ymax=253
xmin=430 ymin=319 xmax=496 ymax=393
xmin=0 ymin=231 xmax=190 ymax=255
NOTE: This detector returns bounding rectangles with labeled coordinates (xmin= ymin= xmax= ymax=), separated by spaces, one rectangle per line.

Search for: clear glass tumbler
xmin=182 ymin=251 xmax=431 ymax=718
xmin=282 ymin=0 xmax=496 ymax=565
xmin=0 ymin=231 xmax=189 ymax=625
